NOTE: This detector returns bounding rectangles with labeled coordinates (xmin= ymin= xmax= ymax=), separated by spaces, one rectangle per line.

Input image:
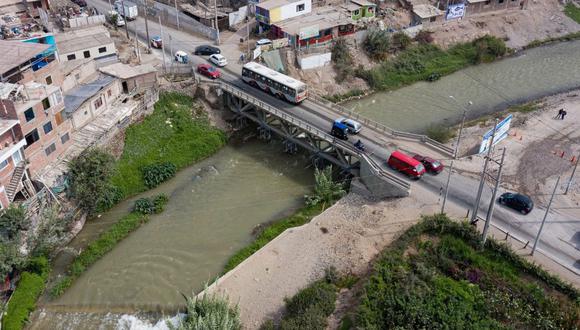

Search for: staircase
xmin=6 ymin=164 xmax=26 ymax=202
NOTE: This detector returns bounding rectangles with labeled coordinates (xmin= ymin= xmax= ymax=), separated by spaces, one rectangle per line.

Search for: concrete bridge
xmin=202 ymin=78 xmax=454 ymax=198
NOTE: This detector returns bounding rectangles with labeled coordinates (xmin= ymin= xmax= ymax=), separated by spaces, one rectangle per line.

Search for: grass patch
xmin=2 ymin=257 xmax=49 ymax=330
xmin=507 ymin=100 xmax=542 ymax=114
xmin=50 ymin=212 xmax=150 ymax=297
xmin=324 ymin=89 xmax=366 ymax=103
xmin=110 ymin=92 xmax=226 ymax=197
xmin=354 ymin=214 xmax=580 ymax=329
xmin=426 ymin=124 xmax=455 ymax=143
xmin=565 ymin=3 xmax=580 ymax=24
xmin=524 ymin=31 xmax=580 ymax=49
xmin=223 ymin=204 xmax=326 ymax=273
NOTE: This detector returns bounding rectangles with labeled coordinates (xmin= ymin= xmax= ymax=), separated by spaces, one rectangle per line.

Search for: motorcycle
xmin=354 ymin=140 xmax=365 ymax=152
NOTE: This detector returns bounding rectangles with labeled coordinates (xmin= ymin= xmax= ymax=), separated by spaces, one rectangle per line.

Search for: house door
xmin=122 ymin=81 xmax=129 ymax=93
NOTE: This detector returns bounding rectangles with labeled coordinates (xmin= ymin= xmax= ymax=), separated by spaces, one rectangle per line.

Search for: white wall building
xmin=55 ymin=26 xmax=117 ymax=64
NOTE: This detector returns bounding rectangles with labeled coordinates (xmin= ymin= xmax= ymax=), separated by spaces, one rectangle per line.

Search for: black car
xmin=498 ymin=192 xmax=534 ymax=215
xmin=194 ymin=45 xmax=221 ymax=55
xmin=330 ymin=122 xmax=348 ymax=140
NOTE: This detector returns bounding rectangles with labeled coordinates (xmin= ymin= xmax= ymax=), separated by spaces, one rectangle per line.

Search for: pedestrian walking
xmin=239 ymin=53 xmax=245 ymax=63
xmin=556 ymin=108 xmax=564 ymax=119
xmin=562 ymin=110 xmax=567 ymax=120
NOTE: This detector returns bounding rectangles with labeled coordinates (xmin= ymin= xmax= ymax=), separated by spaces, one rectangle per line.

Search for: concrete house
xmin=55 ymin=26 xmax=117 ymax=65
xmin=412 ymin=4 xmax=444 ymax=25
xmin=99 ymin=63 xmax=158 ymax=94
xmin=0 ymin=118 xmax=27 ymax=207
xmin=63 ymin=75 xmax=121 ymax=130
xmin=465 ymin=0 xmax=527 ymax=15
xmin=349 ymin=0 xmax=376 ymax=19
xmin=271 ymin=6 xmax=355 ymax=48
xmin=256 ymin=0 xmax=312 ymax=29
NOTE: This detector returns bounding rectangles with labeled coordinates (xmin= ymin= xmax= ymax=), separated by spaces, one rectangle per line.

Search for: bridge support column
xmin=258 ymin=126 xmax=271 ymax=140
xmin=283 ymin=140 xmax=298 ymax=154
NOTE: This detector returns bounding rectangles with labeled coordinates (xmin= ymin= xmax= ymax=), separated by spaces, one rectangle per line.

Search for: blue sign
xmin=479 ymin=114 xmax=512 ymax=154
xmin=446 ymin=3 xmax=465 ymax=20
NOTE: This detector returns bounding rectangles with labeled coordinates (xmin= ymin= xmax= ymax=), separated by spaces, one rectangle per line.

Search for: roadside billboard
xmin=446 ymin=3 xmax=465 ymax=20
xmin=479 ymin=114 xmax=513 ymax=154
xmin=298 ymin=25 xmax=319 ymax=40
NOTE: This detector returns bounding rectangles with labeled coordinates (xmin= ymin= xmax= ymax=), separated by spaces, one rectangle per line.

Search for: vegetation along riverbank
xmin=259 ymin=215 xmax=579 ymax=329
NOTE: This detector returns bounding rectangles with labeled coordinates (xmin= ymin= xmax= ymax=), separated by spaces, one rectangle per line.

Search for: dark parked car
xmin=194 ymin=45 xmax=221 ymax=55
xmin=73 ymin=0 xmax=87 ymax=6
xmin=499 ymin=192 xmax=534 ymax=215
xmin=413 ymin=154 xmax=444 ymax=174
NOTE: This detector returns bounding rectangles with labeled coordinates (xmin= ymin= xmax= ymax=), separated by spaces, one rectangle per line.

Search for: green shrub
xmin=175 ymin=287 xmax=241 ymax=330
xmin=68 ymin=148 xmax=117 ymax=215
xmin=305 ymin=166 xmax=346 ymax=208
xmin=96 ymin=185 xmax=123 ymax=213
xmin=332 ymin=38 xmax=354 ymax=81
xmin=0 ymin=206 xmax=28 ymax=241
xmin=25 ymin=256 xmax=49 ymax=277
xmin=279 ymin=306 xmax=328 ymax=330
xmin=564 ymin=3 xmax=580 ymax=24
xmin=285 ymin=281 xmax=337 ymax=318
xmin=133 ymin=198 xmax=155 ymax=215
xmin=392 ymin=31 xmax=412 ymax=51
xmin=133 ymin=194 xmax=169 ymax=214
xmin=363 ymin=30 xmax=391 ymax=60
xmin=472 ymin=35 xmax=507 ymax=63
xmin=2 ymin=272 xmax=46 ymax=330
xmin=426 ymin=124 xmax=454 ymax=143
xmin=152 ymin=194 xmax=169 ymax=214
xmin=142 ymin=162 xmax=177 ymax=188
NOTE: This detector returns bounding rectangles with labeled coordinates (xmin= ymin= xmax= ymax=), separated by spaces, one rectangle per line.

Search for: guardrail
xmin=309 ymin=93 xmax=455 ymax=156
xmin=219 ymin=82 xmax=411 ymax=192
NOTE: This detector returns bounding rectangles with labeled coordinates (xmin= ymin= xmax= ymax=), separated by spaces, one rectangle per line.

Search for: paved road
xmin=89 ymin=0 xmax=579 ymax=276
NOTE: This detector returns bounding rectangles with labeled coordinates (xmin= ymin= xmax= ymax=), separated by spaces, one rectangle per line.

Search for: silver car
xmin=336 ymin=118 xmax=362 ymax=134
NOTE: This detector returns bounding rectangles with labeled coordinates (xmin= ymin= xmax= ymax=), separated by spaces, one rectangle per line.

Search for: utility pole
xmin=441 ymin=98 xmax=470 ymax=214
xmin=532 ymin=176 xmax=560 ymax=255
xmin=565 ymin=155 xmax=578 ymax=195
xmin=159 ymin=15 xmax=166 ymax=73
xmin=108 ymin=0 xmax=113 ymax=11
xmin=144 ymin=1 xmax=151 ymax=52
xmin=174 ymin=0 xmax=180 ymax=30
xmin=481 ymin=147 xmax=507 ymax=246
xmin=470 ymin=118 xmax=499 ymax=224
xmin=121 ymin=0 xmax=130 ymax=39
xmin=246 ymin=0 xmax=250 ymax=61
xmin=214 ymin=0 xmax=220 ymax=45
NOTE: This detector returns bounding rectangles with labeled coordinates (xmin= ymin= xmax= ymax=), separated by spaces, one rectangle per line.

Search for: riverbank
xmin=38 ymin=93 xmax=227 ymax=302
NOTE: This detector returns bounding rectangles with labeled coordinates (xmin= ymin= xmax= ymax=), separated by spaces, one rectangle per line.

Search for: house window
xmin=67 ymin=54 xmax=76 ymax=61
xmin=84 ymin=50 xmax=91 ymax=58
xmin=94 ymin=97 xmax=103 ymax=109
xmin=484 ymin=0 xmax=490 ymax=4
xmin=0 ymin=159 xmax=8 ymax=170
xmin=43 ymin=121 xmax=53 ymax=134
xmin=24 ymin=129 xmax=40 ymax=147
xmin=60 ymin=133 xmax=70 ymax=144
xmin=296 ymin=3 xmax=305 ymax=11
xmin=46 ymin=75 xmax=52 ymax=85
xmin=24 ymin=108 xmax=35 ymax=122
xmin=42 ymin=98 xmax=50 ymax=110
xmin=99 ymin=47 xmax=107 ymax=53
xmin=45 ymin=143 xmax=56 ymax=156
xmin=353 ymin=9 xmax=360 ymax=15
xmin=430 ymin=16 xmax=436 ymax=22
xmin=75 ymin=73 xmax=81 ymax=80
xmin=107 ymin=89 xmax=112 ymax=97
xmin=498 ymin=0 xmax=504 ymax=3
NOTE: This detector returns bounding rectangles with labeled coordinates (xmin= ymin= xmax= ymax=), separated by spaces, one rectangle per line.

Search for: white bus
xmin=242 ymin=62 xmax=308 ymax=104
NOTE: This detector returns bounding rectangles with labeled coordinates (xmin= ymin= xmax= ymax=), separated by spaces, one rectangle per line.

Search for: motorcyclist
xmin=354 ymin=139 xmax=365 ymax=151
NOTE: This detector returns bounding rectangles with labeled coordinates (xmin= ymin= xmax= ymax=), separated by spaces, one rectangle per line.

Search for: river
xmin=345 ymin=40 xmax=580 ymax=132
xmin=29 ymin=40 xmax=580 ymax=330
xmin=29 ymin=140 xmax=314 ymax=329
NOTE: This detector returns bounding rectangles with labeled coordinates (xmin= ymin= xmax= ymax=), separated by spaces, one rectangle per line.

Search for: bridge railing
xmin=220 ymin=83 xmax=411 ymax=192
xmin=309 ymin=93 xmax=455 ymax=156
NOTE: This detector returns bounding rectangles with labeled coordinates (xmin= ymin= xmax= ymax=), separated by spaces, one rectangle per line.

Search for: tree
xmin=305 ymin=166 xmax=346 ymax=209
xmin=28 ymin=205 xmax=73 ymax=257
xmin=331 ymin=38 xmax=354 ymax=81
xmin=363 ymin=30 xmax=391 ymax=61
xmin=68 ymin=148 xmax=118 ymax=215
xmin=392 ymin=32 xmax=412 ymax=51
xmin=0 ymin=206 xmax=28 ymax=242
xmin=0 ymin=242 xmax=26 ymax=279
xmin=172 ymin=286 xmax=241 ymax=330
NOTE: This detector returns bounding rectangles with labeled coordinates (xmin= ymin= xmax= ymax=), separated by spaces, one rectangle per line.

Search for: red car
xmin=413 ymin=154 xmax=444 ymax=174
xmin=196 ymin=64 xmax=220 ymax=79
xmin=387 ymin=150 xmax=426 ymax=180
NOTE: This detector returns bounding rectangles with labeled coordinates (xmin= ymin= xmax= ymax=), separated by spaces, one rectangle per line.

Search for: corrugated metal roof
xmin=64 ymin=75 xmax=115 ymax=114
xmin=0 ymin=41 xmax=50 ymax=76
